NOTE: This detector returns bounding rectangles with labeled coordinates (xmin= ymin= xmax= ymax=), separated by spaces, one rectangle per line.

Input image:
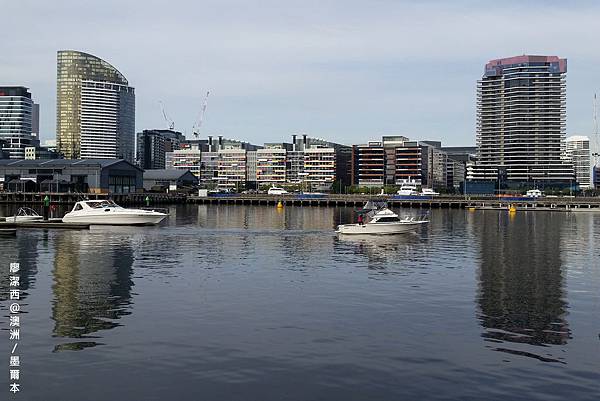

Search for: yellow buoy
xmin=467 ymin=207 xmax=476 ymax=211
xmin=277 ymin=201 xmax=283 ymax=208
xmin=509 ymin=204 xmax=517 ymax=213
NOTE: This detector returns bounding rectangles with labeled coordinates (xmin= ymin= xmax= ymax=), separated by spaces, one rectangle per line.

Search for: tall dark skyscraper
xmin=473 ymin=55 xmax=574 ymax=187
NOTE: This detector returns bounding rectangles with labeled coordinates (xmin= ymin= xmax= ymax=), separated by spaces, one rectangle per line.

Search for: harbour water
xmin=1 ymin=204 xmax=599 ymax=400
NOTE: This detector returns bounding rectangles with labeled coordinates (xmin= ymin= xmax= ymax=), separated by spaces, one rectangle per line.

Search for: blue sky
xmin=2 ymin=0 xmax=599 ymax=147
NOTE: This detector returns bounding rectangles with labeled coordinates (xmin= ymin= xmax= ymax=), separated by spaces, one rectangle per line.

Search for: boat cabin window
xmin=87 ymin=201 xmax=103 ymax=208
xmin=74 ymin=204 xmax=83 ymax=211
xmin=375 ymin=216 xmax=400 ymax=223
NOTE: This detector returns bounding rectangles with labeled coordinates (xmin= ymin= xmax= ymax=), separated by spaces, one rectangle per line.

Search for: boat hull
xmin=62 ymin=211 xmax=167 ymax=226
xmin=336 ymin=221 xmax=426 ymax=235
xmin=3 ymin=216 xmax=44 ymax=223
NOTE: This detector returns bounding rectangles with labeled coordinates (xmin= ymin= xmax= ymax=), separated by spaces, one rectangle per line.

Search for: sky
xmin=2 ymin=0 xmax=600 ymax=147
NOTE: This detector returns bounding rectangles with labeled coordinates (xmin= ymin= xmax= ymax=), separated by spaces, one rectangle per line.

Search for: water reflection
xmin=474 ymin=211 xmax=570 ymax=356
xmin=51 ymin=231 xmax=134 ymax=349
xmin=0 ymin=232 xmax=41 ymax=303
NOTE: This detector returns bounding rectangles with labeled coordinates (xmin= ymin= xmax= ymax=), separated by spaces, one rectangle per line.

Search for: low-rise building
xmin=0 ymin=159 xmax=142 ymax=193
xmin=143 ymin=169 xmax=198 ymax=192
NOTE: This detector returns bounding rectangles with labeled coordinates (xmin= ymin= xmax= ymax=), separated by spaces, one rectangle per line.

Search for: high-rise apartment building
xmin=565 ymin=135 xmax=592 ymax=189
xmin=57 ymin=50 xmax=135 ymax=161
xmin=137 ymin=129 xmax=185 ymax=170
xmin=474 ymin=55 xmax=573 ymax=186
xmin=0 ymin=86 xmax=37 ymax=159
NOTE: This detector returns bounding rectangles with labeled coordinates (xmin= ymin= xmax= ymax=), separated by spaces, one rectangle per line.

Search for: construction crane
xmin=192 ymin=91 xmax=210 ymax=138
xmin=159 ymin=100 xmax=175 ymax=130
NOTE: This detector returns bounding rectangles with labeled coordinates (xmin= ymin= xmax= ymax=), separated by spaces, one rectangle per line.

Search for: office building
xmin=473 ymin=55 xmax=573 ymax=187
xmin=57 ymin=50 xmax=135 ymax=161
xmin=0 ymin=86 xmax=37 ymax=159
xmin=565 ymin=135 xmax=592 ymax=189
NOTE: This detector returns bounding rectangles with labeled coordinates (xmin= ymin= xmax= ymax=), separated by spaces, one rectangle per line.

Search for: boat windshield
xmin=86 ymin=200 xmax=119 ymax=208
xmin=374 ymin=216 xmax=400 ymax=223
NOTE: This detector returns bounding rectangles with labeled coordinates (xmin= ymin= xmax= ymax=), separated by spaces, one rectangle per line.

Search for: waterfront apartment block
xmin=166 ymin=148 xmax=202 ymax=177
xmin=0 ymin=86 xmax=38 ymax=159
xmin=257 ymin=146 xmax=288 ymax=185
xmin=473 ymin=55 xmax=574 ymax=187
xmin=303 ymin=147 xmax=336 ymax=190
xmin=394 ymin=142 xmax=423 ymax=184
xmin=352 ymin=142 xmax=385 ymax=186
xmin=565 ymin=135 xmax=592 ymax=189
xmin=351 ymin=136 xmax=458 ymax=190
xmin=57 ymin=50 xmax=135 ymax=161
xmin=217 ymin=148 xmax=248 ymax=189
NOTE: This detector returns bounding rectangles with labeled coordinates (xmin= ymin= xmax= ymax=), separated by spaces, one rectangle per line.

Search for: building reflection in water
xmin=474 ymin=211 xmax=571 ymax=352
xmin=0 ymin=232 xmax=41 ymax=303
xmin=51 ymin=231 xmax=134 ymax=351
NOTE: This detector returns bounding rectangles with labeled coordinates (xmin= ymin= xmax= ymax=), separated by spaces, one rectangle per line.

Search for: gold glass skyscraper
xmin=56 ymin=50 xmax=135 ymax=160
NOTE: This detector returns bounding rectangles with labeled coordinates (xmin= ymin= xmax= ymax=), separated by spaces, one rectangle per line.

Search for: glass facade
xmin=56 ymin=50 xmax=134 ymax=160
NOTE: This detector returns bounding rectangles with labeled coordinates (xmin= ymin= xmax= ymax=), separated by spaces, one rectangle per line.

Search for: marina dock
xmin=1 ymin=192 xmax=599 ymax=212
xmin=0 ymin=221 xmax=91 ymax=229
xmin=187 ymin=194 xmax=600 ymax=211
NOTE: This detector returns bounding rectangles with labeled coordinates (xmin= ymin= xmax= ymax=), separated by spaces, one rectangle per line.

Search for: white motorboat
xmin=420 ymin=188 xmax=440 ymax=196
xmin=267 ymin=186 xmax=289 ymax=195
xmin=4 ymin=207 xmax=43 ymax=223
xmin=62 ymin=200 xmax=168 ymax=226
xmin=396 ymin=180 xmax=419 ymax=196
xmin=336 ymin=203 xmax=428 ymax=235
xmin=525 ymin=189 xmax=543 ymax=198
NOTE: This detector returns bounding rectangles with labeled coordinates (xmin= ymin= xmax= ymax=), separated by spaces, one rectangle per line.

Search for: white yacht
xmin=396 ymin=179 xmax=419 ymax=196
xmin=525 ymin=189 xmax=543 ymax=198
xmin=336 ymin=202 xmax=428 ymax=235
xmin=420 ymin=188 xmax=440 ymax=196
xmin=4 ymin=207 xmax=43 ymax=223
xmin=62 ymin=200 xmax=168 ymax=226
xmin=267 ymin=186 xmax=289 ymax=195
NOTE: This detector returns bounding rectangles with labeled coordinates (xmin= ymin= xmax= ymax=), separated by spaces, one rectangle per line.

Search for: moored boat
xmin=62 ymin=200 xmax=168 ymax=226
xmin=3 ymin=207 xmax=43 ymax=223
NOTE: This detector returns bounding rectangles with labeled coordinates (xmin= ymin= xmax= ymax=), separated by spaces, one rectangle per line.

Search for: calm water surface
xmin=1 ymin=204 xmax=599 ymax=400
